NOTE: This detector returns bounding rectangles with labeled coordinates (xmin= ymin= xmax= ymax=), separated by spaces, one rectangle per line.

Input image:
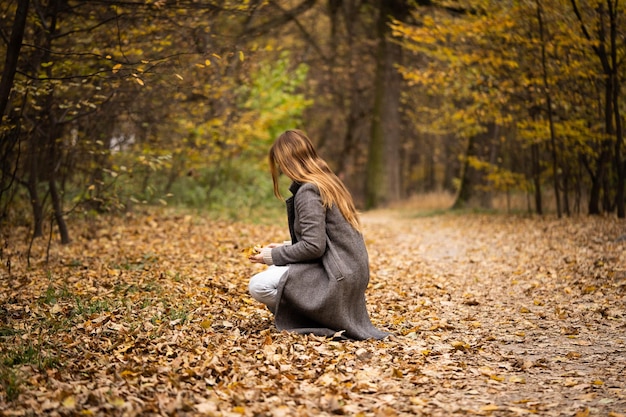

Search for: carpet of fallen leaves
xmin=1 ymin=208 xmax=625 ymax=417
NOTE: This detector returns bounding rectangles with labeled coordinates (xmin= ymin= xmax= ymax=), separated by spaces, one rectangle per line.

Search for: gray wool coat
xmin=270 ymin=182 xmax=389 ymax=340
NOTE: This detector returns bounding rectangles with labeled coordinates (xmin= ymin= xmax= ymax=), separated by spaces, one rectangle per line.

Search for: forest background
xmin=1 ymin=0 xmax=625 ymax=245
xmin=1 ymin=1 xmax=626 ymax=415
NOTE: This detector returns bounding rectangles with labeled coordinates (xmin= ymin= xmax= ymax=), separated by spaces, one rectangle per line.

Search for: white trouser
xmin=249 ymin=265 xmax=288 ymax=313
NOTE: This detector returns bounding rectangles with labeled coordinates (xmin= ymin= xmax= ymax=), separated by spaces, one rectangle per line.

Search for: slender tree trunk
xmin=425 ymin=137 xmax=436 ymax=192
xmin=49 ymin=178 xmax=70 ymax=244
xmin=383 ymin=40 xmax=402 ymax=203
xmin=570 ymin=0 xmax=616 ymax=215
xmin=575 ymin=159 xmax=583 ymax=214
xmin=452 ymin=136 xmax=474 ymax=209
xmin=0 ymin=0 xmax=29 ymax=119
xmin=442 ymin=134 xmax=457 ymax=192
xmin=583 ymin=149 xmax=607 ymax=216
xmin=562 ymin=167 xmax=570 ymax=216
xmin=364 ymin=0 xmax=409 ymax=209
xmin=364 ymin=1 xmax=388 ymax=209
xmin=27 ymin=159 xmax=43 ymax=238
xmin=0 ymin=1 xmax=30 ymax=210
xmin=531 ymin=142 xmax=543 ymax=215
xmin=608 ymin=0 xmax=624 ymax=217
xmin=536 ymin=1 xmax=561 ymax=217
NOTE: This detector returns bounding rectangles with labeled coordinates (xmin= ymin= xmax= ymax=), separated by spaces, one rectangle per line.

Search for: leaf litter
xmin=0 ymin=209 xmax=624 ymax=416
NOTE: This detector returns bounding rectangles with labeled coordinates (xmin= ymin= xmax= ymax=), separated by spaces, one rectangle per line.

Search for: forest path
xmin=361 ymin=210 xmax=626 ymax=416
xmin=1 ymin=209 xmax=624 ymax=416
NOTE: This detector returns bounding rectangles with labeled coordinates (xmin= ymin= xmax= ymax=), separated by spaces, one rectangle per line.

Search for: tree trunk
xmin=424 ymin=137 xmax=436 ymax=192
xmin=531 ymin=142 xmax=543 ymax=215
xmin=536 ymin=0 xmax=561 ymax=218
xmin=451 ymin=136 xmax=474 ymax=209
xmin=562 ymin=167 xmax=570 ymax=216
xmin=364 ymin=0 xmax=408 ymax=209
xmin=27 ymin=162 xmax=44 ymax=238
xmin=364 ymin=1 xmax=389 ymax=209
xmin=608 ymin=0 xmax=624 ymax=217
xmin=570 ymin=0 xmax=617 ymax=216
xmin=588 ymin=163 xmax=602 ymax=215
xmin=0 ymin=0 xmax=29 ymax=119
xmin=442 ymin=134 xmax=458 ymax=192
xmin=382 ymin=40 xmax=402 ymax=203
xmin=49 ymin=178 xmax=70 ymax=244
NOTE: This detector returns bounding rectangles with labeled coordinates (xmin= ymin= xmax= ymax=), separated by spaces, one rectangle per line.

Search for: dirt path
xmin=1 ymin=209 xmax=625 ymax=416
xmin=362 ymin=210 xmax=626 ymax=416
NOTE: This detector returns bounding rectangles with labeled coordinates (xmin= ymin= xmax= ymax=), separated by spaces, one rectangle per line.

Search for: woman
xmin=248 ymin=129 xmax=389 ymax=340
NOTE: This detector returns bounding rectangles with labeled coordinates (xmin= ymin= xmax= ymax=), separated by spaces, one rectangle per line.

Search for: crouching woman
xmin=248 ymin=129 xmax=389 ymax=341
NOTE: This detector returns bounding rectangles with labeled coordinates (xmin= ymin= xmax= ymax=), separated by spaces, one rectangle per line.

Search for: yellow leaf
xmin=239 ymin=51 xmax=245 ymax=61
xmin=195 ymin=402 xmax=218 ymax=413
xmin=205 ymin=59 xmax=211 ymax=66
xmin=120 ymin=369 xmax=139 ymax=378
xmin=520 ymin=307 xmax=530 ymax=313
xmin=451 ymin=340 xmax=470 ymax=351
xmin=62 ymin=396 xmax=76 ymax=408
xmin=489 ymin=374 xmax=504 ymax=382
xmin=175 ymin=74 xmax=183 ymax=80
xmin=481 ymin=404 xmax=499 ymax=412
xmin=582 ymin=286 xmax=596 ymax=294
xmin=110 ymin=398 xmax=125 ymax=407
xmin=112 ymin=63 xmax=122 ymax=73
xmin=200 ymin=319 xmax=212 ymax=329
xmin=410 ymin=397 xmax=428 ymax=406
xmin=135 ymin=77 xmax=144 ymax=86
xmin=592 ymin=379 xmax=604 ymax=386
xmin=479 ymin=366 xmax=494 ymax=376
xmin=563 ymin=378 xmax=577 ymax=387
xmin=242 ymin=246 xmax=261 ymax=257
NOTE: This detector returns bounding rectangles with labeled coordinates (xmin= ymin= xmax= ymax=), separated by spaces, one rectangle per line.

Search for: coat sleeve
xmin=271 ymin=184 xmax=327 ymax=265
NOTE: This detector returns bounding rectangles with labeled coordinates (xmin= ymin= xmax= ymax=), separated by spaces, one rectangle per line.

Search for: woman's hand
xmin=248 ymin=252 xmax=264 ymax=263
xmin=248 ymin=243 xmax=282 ymax=264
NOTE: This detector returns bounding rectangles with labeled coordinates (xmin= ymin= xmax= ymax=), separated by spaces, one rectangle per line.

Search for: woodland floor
xmin=0 ymin=208 xmax=625 ymax=417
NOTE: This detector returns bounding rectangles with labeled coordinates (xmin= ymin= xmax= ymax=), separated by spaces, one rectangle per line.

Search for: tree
xmin=1 ymin=0 xmax=284 ymax=241
xmin=0 ymin=0 xmax=29 ymax=224
xmin=392 ymin=0 xmax=625 ymax=216
xmin=570 ymin=0 xmax=625 ymax=217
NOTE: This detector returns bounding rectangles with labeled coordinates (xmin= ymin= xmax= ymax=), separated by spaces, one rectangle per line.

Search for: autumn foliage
xmin=1 ymin=208 xmax=625 ymax=416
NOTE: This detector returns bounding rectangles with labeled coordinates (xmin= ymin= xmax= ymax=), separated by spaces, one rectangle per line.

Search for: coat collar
xmin=285 ymin=182 xmax=302 ymax=244
xmin=289 ymin=181 xmax=303 ymax=195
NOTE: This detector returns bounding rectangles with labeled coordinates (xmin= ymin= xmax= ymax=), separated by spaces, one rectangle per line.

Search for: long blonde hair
xmin=269 ymin=130 xmax=361 ymax=231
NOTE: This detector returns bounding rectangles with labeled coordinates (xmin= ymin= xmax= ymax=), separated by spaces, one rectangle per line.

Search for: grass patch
xmin=0 ymin=366 xmax=21 ymax=402
xmin=0 ymin=327 xmax=18 ymax=337
xmin=2 ymin=342 xmax=60 ymax=371
xmin=39 ymin=285 xmax=72 ymax=305
xmin=73 ymin=297 xmax=112 ymax=316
